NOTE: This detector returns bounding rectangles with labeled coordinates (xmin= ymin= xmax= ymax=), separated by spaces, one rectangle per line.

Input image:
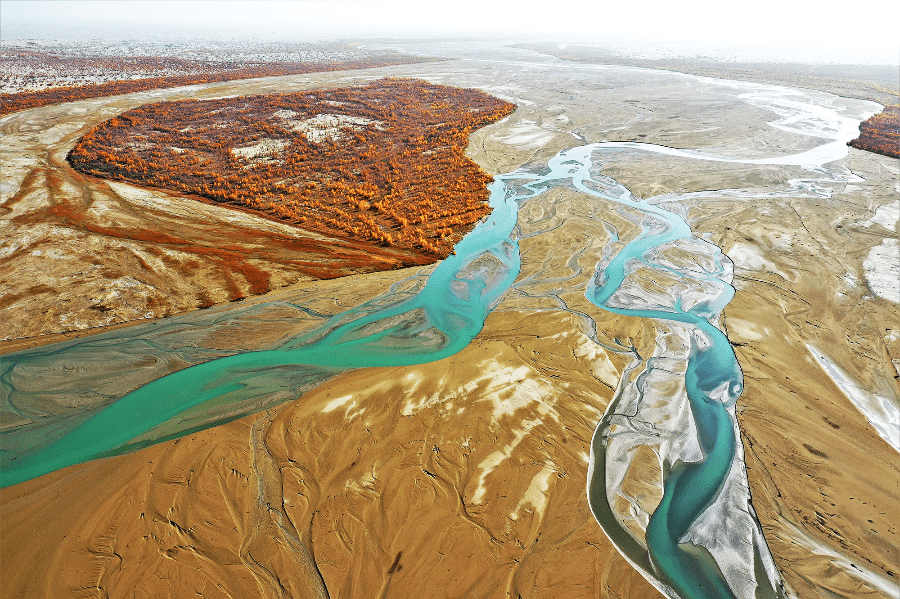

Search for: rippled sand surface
xmin=2 ymin=43 xmax=898 ymax=598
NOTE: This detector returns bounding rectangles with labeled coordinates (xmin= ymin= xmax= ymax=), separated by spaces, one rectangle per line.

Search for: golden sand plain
xmin=2 ymin=47 xmax=898 ymax=598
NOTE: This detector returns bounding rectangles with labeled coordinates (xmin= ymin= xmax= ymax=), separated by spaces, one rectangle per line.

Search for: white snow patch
xmin=863 ymin=238 xmax=900 ymax=303
xmin=322 ymin=394 xmax=355 ymax=413
xmin=859 ymin=200 xmax=899 ymax=231
xmin=807 ymin=345 xmax=900 ymax=453
xmin=285 ymin=113 xmax=381 ymax=143
xmin=726 ymin=242 xmax=791 ymax=280
xmin=495 ymin=120 xmax=555 ymax=150
xmin=510 ymin=468 xmax=554 ymax=520
xmin=782 ymin=518 xmax=900 ymax=597
xmin=470 ymin=417 xmax=542 ymax=505
xmin=726 ymin=318 xmax=766 ymax=342
xmin=231 ymin=138 xmax=289 ymax=159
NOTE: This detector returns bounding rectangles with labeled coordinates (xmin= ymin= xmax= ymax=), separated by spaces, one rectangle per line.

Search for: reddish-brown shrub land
xmin=0 ymin=55 xmax=434 ymax=116
xmin=849 ymin=105 xmax=899 ymax=158
xmin=68 ymin=79 xmax=516 ymax=258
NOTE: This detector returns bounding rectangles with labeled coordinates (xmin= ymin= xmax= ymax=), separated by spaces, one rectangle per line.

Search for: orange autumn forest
xmin=0 ymin=53 xmax=434 ymax=117
xmin=849 ymin=104 xmax=900 ymax=159
xmin=68 ymin=78 xmax=517 ymax=261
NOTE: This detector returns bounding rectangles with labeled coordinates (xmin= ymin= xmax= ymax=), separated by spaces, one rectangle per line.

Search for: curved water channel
xmin=0 ymin=72 xmax=875 ymax=599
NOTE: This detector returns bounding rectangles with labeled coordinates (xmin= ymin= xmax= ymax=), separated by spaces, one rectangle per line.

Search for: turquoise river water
xmin=3 ymin=143 xmax=755 ymax=599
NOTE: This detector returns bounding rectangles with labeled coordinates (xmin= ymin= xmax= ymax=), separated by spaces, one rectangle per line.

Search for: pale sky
xmin=2 ymin=0 xmax=898 ymax=64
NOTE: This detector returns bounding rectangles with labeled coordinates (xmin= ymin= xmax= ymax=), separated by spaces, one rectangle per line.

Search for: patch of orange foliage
xmin=68 ymin=79 xmax=516 ymax=258
xmin=0 ymin=56 xmax=434 ymax=117
xmin=849 ymin=105 xmax=899 ymax=158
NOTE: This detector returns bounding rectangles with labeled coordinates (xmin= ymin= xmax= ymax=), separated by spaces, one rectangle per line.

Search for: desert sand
xmin=2 ymin=43 xmax=898 ymax=598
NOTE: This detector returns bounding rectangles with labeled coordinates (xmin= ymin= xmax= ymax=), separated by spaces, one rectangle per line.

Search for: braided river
xmin=0 ymin=60 xmax=884 ymax=599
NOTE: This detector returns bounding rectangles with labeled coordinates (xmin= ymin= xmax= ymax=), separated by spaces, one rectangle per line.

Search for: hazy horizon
xmin=2 ymin=0 xmax=899 ymax=66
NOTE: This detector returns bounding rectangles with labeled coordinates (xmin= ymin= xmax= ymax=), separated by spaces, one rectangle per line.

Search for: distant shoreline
xmin=514 ymin=43 xmax=899 ymax=108
xmin=0 ymin=54 xmax=440 ymax=116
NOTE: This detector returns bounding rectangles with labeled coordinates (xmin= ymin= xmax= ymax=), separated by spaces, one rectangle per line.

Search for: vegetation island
xmin=68 ymin=78 xmax=516 ymax=263
xmin=849 ymin=105 xmax=899 ymax=158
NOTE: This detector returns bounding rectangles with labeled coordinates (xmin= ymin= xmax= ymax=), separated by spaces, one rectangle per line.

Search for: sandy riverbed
xmin=2 ymin=44 xmax=898 ymax=598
